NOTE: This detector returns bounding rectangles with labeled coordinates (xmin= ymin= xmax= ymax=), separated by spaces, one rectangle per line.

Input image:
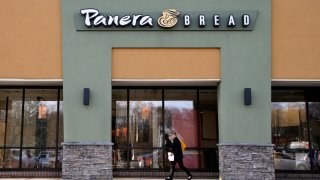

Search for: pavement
xmin=0 ymin=178 xmax=215 ymax=180
xmin=0 ymin=179 xmax=215 ymax=180
xmin=0 ymin=178 xmax=319 ymax=180
xmin=0 ymin=177 xmax=305 ymax=180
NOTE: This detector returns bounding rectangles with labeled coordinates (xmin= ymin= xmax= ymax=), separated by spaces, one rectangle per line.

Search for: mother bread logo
xmin=158 ymin=9 xmax=180 ymax=28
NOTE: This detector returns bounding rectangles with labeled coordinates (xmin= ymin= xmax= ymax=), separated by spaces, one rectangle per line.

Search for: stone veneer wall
xmin=218 ymin=143 xmax=274 ymax=180
xmin=62 ymin=142 xmax=113 ymax=180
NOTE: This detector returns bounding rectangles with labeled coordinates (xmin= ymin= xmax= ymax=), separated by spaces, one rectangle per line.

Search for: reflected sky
xmin=117 ymin=101 xmax=194 ymax=110
xmin=272 ymin=102 xmax=305 ymax=109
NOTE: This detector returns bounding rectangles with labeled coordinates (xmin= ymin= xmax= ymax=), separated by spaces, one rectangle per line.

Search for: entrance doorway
xmin=111 ymin=88 xmax=218 ymax=171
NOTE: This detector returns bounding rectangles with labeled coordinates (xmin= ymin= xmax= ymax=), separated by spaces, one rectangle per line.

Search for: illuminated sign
xmin=76 ymin=8 xmax=258 ymax=31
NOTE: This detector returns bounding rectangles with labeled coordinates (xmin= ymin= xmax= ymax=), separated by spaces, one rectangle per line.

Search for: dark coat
xmin=165 ymin=137 xmax=172 ymax=152
xmin=171 ymin=137 xmax=183 ymax=160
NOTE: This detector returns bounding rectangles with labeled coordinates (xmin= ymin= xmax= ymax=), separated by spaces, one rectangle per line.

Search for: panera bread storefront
xmin=62 ymin=0 xmax=272 ymax=179
xmin=1 ymin=0 xmax=320 ymax=179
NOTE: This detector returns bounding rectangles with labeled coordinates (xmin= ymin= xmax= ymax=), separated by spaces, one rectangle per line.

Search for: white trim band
xmin=0 ymin=79 xmax=63 ymax=86
xmin=112 ymin=79 xmax=220 ymax=86
xmin=62 ymin=141 xmax=113 ymax=146
xmin=272 ymin=79 xmax=320 ymax=86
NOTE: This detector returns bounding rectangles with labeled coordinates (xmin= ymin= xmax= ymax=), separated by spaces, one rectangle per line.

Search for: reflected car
xmin=289 ymin=141 xmax=309 ymax=149
xmin=35 ymin=151 xmax=55 ymax=168
xmin=11 ymin=149 xmax=36 ymax=168
xmin=274 ymin=152 xmax=311 ymax=170
xmin=136 ymin=152 xmax=154 ymax=168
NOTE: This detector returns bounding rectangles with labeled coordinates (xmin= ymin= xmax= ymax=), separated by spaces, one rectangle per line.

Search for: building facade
xmin=0 ymin=0 xmax=320 ymax=179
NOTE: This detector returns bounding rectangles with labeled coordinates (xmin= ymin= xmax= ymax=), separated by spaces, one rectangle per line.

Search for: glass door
xmin=112 ymin=88 xmax=218 ymax=171
xmin=308 ymin=102 xmax=320 ymax=170
xmin=128 ymin=89 xmax=163 ymax=169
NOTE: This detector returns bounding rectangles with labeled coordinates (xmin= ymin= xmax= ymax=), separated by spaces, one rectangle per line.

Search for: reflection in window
xmin=272 ymin=102 xmax=308 ymax=147
xmin=129 ymin=149 xmax=163 ymax=169
xmin=10 ymin=149 xmax=58 ymax=169
xmin=58 ymin=90 xmax=64 ymax=147
xmin=182 ymin=150 xmax=199 ymax=169
xmin=112 ymin=88 xmax=218 ymax=171
xmin=129 ymin=89 xmax=162 ymax=148
xmin=129 ymin=101 xmax=162 ymax=147
xmin=1 ymin=90 xmax=23 ymax=148
xmin=23 ymin=89 xmax=58 ymax=148
xmin=200 ymin=149 xmax=218 ymax=171
xmin=199 ymin=90 xmax=218 ymax=148
xmin=112 ymin=90 xmax=127 ymax=147
xmin=128 ymin=89 xmax=163 ymax=169
xmin=199 ymin=89 xmax=219 ymax=171
xmin=308 ymin=102 xmax=320 ymax=170
xmin=272 ymin=90 xmax=310 ymax=171
xmin=164 ymin=90 xmax=198 ymax=148
xmin=0 ymin=88 xmax=63 ymax=170
xmin=3 ymin=149 xmax=20 ymax=168
xmin=112 ymin=149 xmax=128 ymax=169
xmin=273 ymin=151 xmax=310 ymax=170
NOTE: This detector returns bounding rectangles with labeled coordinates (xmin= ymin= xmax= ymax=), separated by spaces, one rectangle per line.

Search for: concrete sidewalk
xmin=0 ymin=179 xmax=215 ymax=180
xmin=1 ymin=178 xmax=318 ymax=180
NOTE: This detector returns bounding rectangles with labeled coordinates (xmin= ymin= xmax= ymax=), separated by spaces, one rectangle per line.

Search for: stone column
xmin=218 ymin=143 xmax=274 ymax=180
xmin=62 ymin=142 xmax=113 ymax=180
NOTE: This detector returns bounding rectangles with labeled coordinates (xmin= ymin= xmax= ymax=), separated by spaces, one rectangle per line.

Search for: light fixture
xmin=244 ymin=88 xmax=251 ymax=105
xmin=83 ymin=88 xmax=90 ymax=105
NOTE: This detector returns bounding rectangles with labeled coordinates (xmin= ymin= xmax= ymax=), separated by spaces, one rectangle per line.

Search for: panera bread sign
xmin=75 ymin=8 xmax=258 ymax=31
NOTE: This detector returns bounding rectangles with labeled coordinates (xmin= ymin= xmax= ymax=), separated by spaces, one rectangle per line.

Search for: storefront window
xmin=19 ymin=149 xmax=56 ymax=169
xmin=129 ymin=149 xmax=163 ymax=169
xmin=199 ymin=89 xmax=218 ymax=147
xmin=129 ymin=89 xmax=162 ymax=168
xmin=58 ymin=89 xmax=63 ymax=147
xmin=112 ymin=89 xmax=127 ymax=148
xmin=2 ymin=90 xmax=23 ymax=148
xmin=57 ymin=149 xmax=62 ymax=168
xmin=164 ymin=89 xmax=199 ymax=168
xmin=3 ymin=149 xmax=20 ymax=168
xmin=199 ymin=90 xmax=218 ymax=171
xmin=0 ymin=87 xmax=62 ymax=170
xmin=272 ymin=89 xmax=311 ymax=171
xmin=199 ymin=149 xmax=218 ymax=170
xmin=113 ymin=149 xmax=128 ymax=169
xmin=308 ymin=102 xmax=320 ymax=170
xmin=306 ymin=89 xmax=320 ymax=171
xmin=112 ymin=88 xmax=217 ymax=171
xmin=23 ymin=89 xmax=58 ymax=148
xmin=130 ymin=89 xmax=162 ymax=148
xmin=164 ymin=90 xmax=197 ymax=147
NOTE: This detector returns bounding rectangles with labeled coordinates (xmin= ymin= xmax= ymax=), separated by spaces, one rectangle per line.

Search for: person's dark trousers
xmin=169 ymin=158 xmax=191 ymax=178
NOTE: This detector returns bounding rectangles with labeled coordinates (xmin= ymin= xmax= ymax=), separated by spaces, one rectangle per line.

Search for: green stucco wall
xmin=62 ymin=0 xmax=271 ymax=143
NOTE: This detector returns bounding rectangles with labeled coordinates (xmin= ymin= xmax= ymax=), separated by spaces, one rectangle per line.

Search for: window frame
xmin=0 ymin=86 xmax=63 ymax=170
xmin=112 ymin=86 xmax=218 ymax=172
xmin=272 ymin=86 xmax=320 ymax=172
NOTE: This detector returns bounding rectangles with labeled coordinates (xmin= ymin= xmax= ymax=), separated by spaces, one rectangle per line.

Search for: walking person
xmin=165 ymin=129 xmax=192 ymax=180
xmin=164 ymin=134 xmax=172 ymax=169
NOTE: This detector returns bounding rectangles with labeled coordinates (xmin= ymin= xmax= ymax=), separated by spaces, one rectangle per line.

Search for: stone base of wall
xmin=62 ymin=142 xmax=113 ymax=180
xmin=0 ymin=171 xmax=61 ymax=178
xmin=218 ymin=143 xmax=274 ymax=180
xmin=113 ymin=171 xmax=218 ymax=178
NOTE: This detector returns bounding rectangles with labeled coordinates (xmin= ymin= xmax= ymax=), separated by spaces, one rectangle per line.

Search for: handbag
xmin=180 ymin=139 xmax=187 ymax=152
xmin=168 ymin=152 xmax=174 ymax=161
